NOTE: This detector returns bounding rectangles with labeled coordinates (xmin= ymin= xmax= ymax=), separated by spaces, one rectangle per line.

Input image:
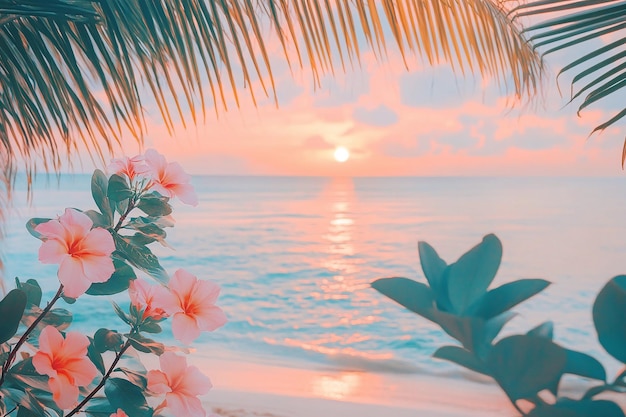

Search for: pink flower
xmin=166 ymin=269 xmax=227 ymax=345
xmin=143 ymin=149 xmax=198 ymax=206
xmin=32 ymin=326 xmax=98 ymax=409
xmin=110 ymin=410 xmax=128 ymax=417
xmin=147 ymin=352 xmax=211 ymax=417
xmin=129 ymin=278 xmax=176 ymax=321
xmin=107 ymin=155 xmax=147 ymax=181
xmin=36 ymin=208 xmax=116 ymax=298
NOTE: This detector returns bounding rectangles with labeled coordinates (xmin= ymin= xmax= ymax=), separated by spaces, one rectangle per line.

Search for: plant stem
xmin=0 ymin=285 xmax=64 ymax=387
xmin=66 ymin=339 xmax=132 ymax=417
xmin=2 ymin=405 xmax=17 ymax=417
xmin=113 ymin=199 xmax=136 ymax=232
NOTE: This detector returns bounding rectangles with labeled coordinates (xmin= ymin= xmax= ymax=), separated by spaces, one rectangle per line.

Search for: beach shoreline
xmin=194 ymin=350 xmax=626 ymax=417
xmin=195 ymin=352 xmax=516 ymax=417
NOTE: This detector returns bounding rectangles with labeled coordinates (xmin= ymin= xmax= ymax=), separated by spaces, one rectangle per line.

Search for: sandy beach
xmin=197 ymin=352 xmax=517 ymax=417
xmin=193 ymin=350 xmax=626 ymax=417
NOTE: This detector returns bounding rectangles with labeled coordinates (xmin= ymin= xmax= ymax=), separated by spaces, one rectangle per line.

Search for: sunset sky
xmin=83 ymin=20 xmax=625 ymax=178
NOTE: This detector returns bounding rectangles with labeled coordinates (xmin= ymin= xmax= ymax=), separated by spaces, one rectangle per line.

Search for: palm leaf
xmin=0 ymin=0 xmax=542 ymax=181
xmin=512 ymin=0 xmax=626 ymax=162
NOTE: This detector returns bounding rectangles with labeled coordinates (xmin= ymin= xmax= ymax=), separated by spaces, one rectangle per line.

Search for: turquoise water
xmin=3 ymin=175 xmax=626 ymax=376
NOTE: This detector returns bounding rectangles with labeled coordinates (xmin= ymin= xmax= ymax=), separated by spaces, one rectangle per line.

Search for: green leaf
xmin=563 ymin=349 xmax=606 ymax=381
xmin=91 ymin=169 xmax=113 ymax=224
xmin=84 ymin=209 xmax=111 ymax=228
xmin=104 ymin=378 xmax=152 ymax=417
xmin=527 ymin=398 xmax=625 ymax=417
xmin=418 ymin=240 xmax=448 ymax=295
xmin=139 ymin=321 xmax=162 ymax=334
xmin=15 ymin=278 xmax=42 ymax=307
xmin=85 ymin=397 xmax=116 ymax=417
xmin=41 ymin=308 xmax=72 ymax=332
xmin=115 ymin=367 xmax=147 ymax=390
xmin=16 ymin=404 xmax=41 ymax=417
xmin=1 ymin=388 xmax=46 ymax=417
xmin=593 ymin=275 xmax=626 ymax=363
xmin=433 ymin=345 xmax=490 ymax=376
xmin=94 ymin=329 xmax=123 ymax=353
xmin=116 ymin=199 xmax=130 ymax=216
xmin=0 ymin=289 xmax=27 ymax=344
xmin=6 ymin=358 xmax=48 ymax=390
xmin=108 ymin=174 xmax=133 ymax=202
xmin=527 ymin=321 xmax=554 ymax=340
xmin=127 ymin=334 xmax=165 ymax=355
xmin=473 ymin=279 xmax=550 ymax=319
xmin=25 ymin=218 xmax=52 ymax=240
xmin=137 ymin=193 xmax=173 ymax=217
xmin=87 ymin=259 xmax=136 ymax=296
xmin=371 ymin=277 xmax=436 ymax=322
xmin=488 ymin=334 xmax=567 ymax=402
xmin=113 ymin=234 xmax=169 ymax=284
xmin=430 ymin=309 xmax=512 ymax=356
xmin=112 ymin=301 xmax=132 ymax=326
xmin=125 ymin=218 xmax=168 ymax=246
xmin=88 ymin=338 xmax=106 ymax=375
xmin=445 ymin=234 xmax=503 ymax=314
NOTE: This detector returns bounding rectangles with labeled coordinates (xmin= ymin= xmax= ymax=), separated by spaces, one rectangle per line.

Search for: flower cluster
xmin=0 ymin=149 xmax=224 ymax=417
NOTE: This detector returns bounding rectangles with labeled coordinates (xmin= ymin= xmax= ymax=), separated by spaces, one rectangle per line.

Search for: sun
xmin=334 ymin=146 xmax=350 ymax=163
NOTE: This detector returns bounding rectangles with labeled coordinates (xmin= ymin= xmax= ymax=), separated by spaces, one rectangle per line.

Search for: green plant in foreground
xmin=372 ymin=234 xmax=626 ymax=417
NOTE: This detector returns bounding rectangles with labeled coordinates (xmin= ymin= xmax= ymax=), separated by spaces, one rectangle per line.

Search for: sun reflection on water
xmin=312 ymin=372 xmax=362 ymax=400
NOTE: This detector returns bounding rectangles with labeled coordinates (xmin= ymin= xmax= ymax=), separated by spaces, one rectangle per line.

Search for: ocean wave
xmin=260 ymin=337 xmax=422 ymax=374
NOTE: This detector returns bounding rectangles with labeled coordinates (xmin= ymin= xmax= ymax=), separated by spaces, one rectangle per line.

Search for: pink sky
xmin=90 ymin=29 xmax=625 ymax=177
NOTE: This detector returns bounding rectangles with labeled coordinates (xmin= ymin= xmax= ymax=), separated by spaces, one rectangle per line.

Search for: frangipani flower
xmin=147 ymin=352 xmax=211 ymax=417
xmin=129 ymin=278 xmax=176 ymax=321
xmin=110 ymin=409 xmax=128 ymax=417
xmin=166 ymin=269 xmax=227 ymax=345
xmin=36 ymin=208 xmax=116 ymax=298
xmin=143 ymin=149 xmax=198 ymax=206
xmin=32 ymin=326 xmax=98 ymax=409
xmin=107 ymin=155 xmax=147 ymax=181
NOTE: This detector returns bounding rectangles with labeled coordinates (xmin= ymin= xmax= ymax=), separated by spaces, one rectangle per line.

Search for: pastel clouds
xmin=106 ymin=33 xmax=623 ymax=177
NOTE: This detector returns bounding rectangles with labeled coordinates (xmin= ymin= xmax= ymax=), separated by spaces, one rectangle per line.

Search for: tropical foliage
xmin=372 ymin=234 xmax=626 ymax=416
xmin=511 ymin=0 xmax=626 ymax=164
xmin=0 ymin=151 xmax=226 ymax=417
xmin=0 ymin=0 xmax=542 ymax=181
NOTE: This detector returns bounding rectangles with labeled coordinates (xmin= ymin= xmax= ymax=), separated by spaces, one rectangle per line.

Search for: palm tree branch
xmin=514 ymin=0 xmax=626 ymax=147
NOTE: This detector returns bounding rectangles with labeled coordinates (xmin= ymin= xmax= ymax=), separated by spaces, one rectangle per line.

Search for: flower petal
xmin=80 ymin=254 xmax=115 ymax=284
xmin=195 ymin=306 xmax=227 ymax=332
xmin=35 ymin=219 xmax=66 ymax=240
xmin=194 ymin=280 xmax=221 ymax=305
xmin=39 ymin=240 xmax=69 ymax=264
xmin=81 ymin=228 xmax=116 ymax=256
xmin=32 ymin=352 xmax=55 ymax=378
xmin=171 ymin=183 xmax=198 ymax=206
xmin=178 ymin=365 xmax=212 ymax=396
xmin=58 ymin=257 xmax=91 ymax=298
xmin=172 ymin=313 xmax=201 ymax=345
xmin=62 ymin=357 xmax=98 ymax=386
xmin=169 ymin=269 xmax=197 ymax=297
xmin=60 ymin=208 xmax=93 ymax=240
xmin=49 ymin=374 xmax=79 ymax=409
xmin=147 ymin=370 xmax=171 ymax=395
xmin=165 ymin=392 xmax=205 ymax=417
xmin=158 ymin=352 xmax=187 ymax=383
xmin=37 ymin=326 xmax=64 ymax=355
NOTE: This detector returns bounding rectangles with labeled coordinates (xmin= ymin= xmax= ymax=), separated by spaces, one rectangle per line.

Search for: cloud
xmin=303 ymin=135 xmax=335 ymax=150
xmin=353 ymin=104 xmax=398 ymax=127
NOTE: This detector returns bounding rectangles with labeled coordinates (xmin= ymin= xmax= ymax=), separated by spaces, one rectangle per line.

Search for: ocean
xmin=3 ymin=175 xmax=626 ymax=378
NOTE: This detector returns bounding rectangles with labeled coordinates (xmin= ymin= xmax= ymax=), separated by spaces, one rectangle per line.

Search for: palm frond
xmin=511 ymin=0 xmax=626 ymax=163
xmin=0 ymin=0 xmax=543 ymax=183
